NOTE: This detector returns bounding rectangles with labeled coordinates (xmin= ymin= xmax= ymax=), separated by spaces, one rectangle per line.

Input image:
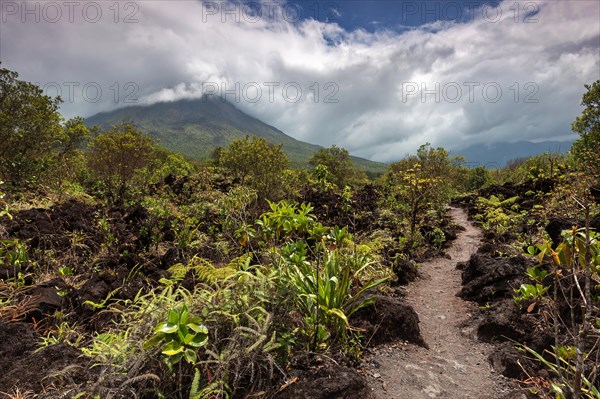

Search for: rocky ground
xmin=361 ymin=207 xmax=526 ymax=399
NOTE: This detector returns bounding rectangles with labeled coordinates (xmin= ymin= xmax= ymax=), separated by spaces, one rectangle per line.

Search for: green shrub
xmin=144 ymin=304 xmax=209 ymax=367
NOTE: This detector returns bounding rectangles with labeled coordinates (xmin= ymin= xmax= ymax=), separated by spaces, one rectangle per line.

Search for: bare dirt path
xmin=363 ymin=207 xmax=520 ymax=399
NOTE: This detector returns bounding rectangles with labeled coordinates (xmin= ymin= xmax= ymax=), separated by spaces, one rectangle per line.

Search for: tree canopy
xmin=219 ymin=136 xmax=289 ymax=201
xmin=571 ymin=80 xmax=600 ymax=177
xmin=309 ymin=145 xmax=366 ymax=188
xmin=88 ymin=122 xmax=157 ymax=203
xmin=0 ymin=68 xmax=63 ymax=187
xmin=387 ymin=144 xmax=456 ymax=243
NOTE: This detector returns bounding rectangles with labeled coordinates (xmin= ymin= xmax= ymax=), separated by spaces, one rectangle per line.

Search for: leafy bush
xmin=571 ymin=80 xmax=600 ymax=179
xmin=309 ymin=146 xmax=367 ymax=188
xmin=87 ymin=122 xmax=158 ymax=204
xmin=0 ymin=68 xmax=63 ymax=188
xmin=219 ymin=137 xmax=289 ymax=201
xmin=256 ymin=201 xmax=316 ymax=245
xmin=281 ymin=241 xmax=387 ymax=350
xmin=521 ymin=227 xmax=600 ymax=397
xmin=474 ymin=194 xmax=523 ymax=238
xmin=0 ymin=239 xmax=30 ymax=281
xmin=144 ymin=304 xmax=209 ymax=367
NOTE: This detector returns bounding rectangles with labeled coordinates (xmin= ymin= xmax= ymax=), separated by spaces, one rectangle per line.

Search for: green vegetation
xmin=144 ymin=304 xmax=209 ymax=367
xmin=386 ymin=144 xmax=459 ymax=245
xmin=218 ymin=136 xmax=289 ymax=201
xmin=84 ymin=97 xmax=388 ymax=177
xmin=520 ymin=226 xmax=600 ymax=398
xmin=571 ymin=81 xmax=600 ymax=179
xmin=1 ymin=68 xmax=599 ymax=398
xmin=474 ymin=194 xmax=523 ymax=239
xmin=309 ymin=146 xmax=367 ymax=188
xmin=462 ymin=81 xmax=600 ymax=399
xmin=88 ymin=122 xmax=158 ymax=204
xmin=0 ymin=68 xmax=89 ymax=189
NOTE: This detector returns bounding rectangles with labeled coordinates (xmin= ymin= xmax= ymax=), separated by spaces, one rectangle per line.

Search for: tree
xmin=401 ymin=163 xmax=439 ymax=243
xmin=308 ymin=146 xmax=366 ymax=188
xmin=219 ymin=136 xmax=289 ymax=201
xmin=389 ymin=143 xmax=455 ymax=200
xmin=571 ymin=80 xmax=600 ymax=178
xmin=210 ymin=146 xmax=225 ymax=166
xmin=58 ymin=117 xmax=91 ymax=160
xmin=387 ymin=144 xmax=454 ymax=243
xmin=0 ymin=68 xmax=63 ymax=187
xmin=51 ymin=117 xmax=92 ymax=192
xmin=467 ymin=166 xmax=489 ymax=191
xmin=88 ymin=122 xmax=156 ymax=204
xmin=144 ymin=147 xmax=196 ymax=184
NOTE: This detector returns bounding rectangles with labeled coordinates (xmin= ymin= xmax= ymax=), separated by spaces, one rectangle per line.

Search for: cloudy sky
xmin=1 ymin=0 xmax=599 ymax=162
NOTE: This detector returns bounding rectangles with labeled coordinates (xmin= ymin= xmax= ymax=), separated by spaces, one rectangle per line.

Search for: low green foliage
xmin=144 ymin=304 xmax=209 ymax=367
xmin=0 ymin=183 xmax=11 ymax=220
xmin=429 ymin=227 xmax=446 ymax=249
xmin=80 ymin=331 xmax=132 ymax=367
xmin=474 ymin=194 xmax=524 ymax=237
xmin=0 ymin=239 xmax=30 ymax=284
xmin=82 ymin=287 xmax=122 ymax=310
xmin=37 ymin=321 xmax=85 ymax=350
xmin=524 ymin=265 xmax=549 ymax=283
xmin=163 ymin=263 xmax=189 ymax=284
xmin=520 ymin=226 xmax=600 ymax=397
xmin=257 ymin=201 xmax=316 ymax=244
xmin=162 ymin=257 xmax=238 ymax=286
xmin=282 ymin=242 xmax=387 ymax=350
xmin=517 ymin=343 xmax=600 ymax=399
xmin=173 ymin=217 xmax=203 ymax=252
xmin=513 ymin=283 xmax=549 ymax=303
xmin=217 ymin=185 xmax=258 ymax=247
xmin=194 ymin=262 xmax=236 ymax=286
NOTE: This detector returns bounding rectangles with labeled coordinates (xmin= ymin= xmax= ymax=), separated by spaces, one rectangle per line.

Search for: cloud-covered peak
xmin=2 ymin=0 xmax=598 ymax=162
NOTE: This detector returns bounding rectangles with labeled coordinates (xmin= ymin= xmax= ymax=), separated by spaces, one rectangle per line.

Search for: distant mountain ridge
xmin=84 ymin=98 xmax=572 ymax=173
xmin=84 ymin=97 xmax=388 ymax=176
xmin=452 ymin=140 xmax=575 ymax=168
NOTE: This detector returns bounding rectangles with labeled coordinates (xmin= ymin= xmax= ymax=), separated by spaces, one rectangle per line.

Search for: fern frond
xmin=226 ymin=253 xmax=253 ymax=270
xmin=188 ymin=369 xmax=201 ymax=399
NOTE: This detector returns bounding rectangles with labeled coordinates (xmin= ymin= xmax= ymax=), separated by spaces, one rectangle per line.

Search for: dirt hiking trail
xmin=363 ymin=207 xmax=521 ymax=399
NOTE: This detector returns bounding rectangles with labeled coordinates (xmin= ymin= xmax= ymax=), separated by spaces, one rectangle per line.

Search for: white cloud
xmin=1 ymin=0 xmax=598 ymax=162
